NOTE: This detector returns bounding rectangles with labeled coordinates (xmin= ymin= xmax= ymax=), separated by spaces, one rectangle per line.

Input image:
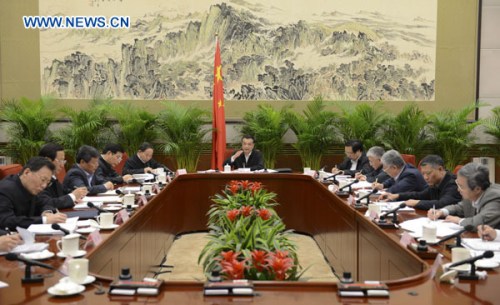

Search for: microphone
xmin=6 ymin=253 xmax=56 ymax=270
xmin=356 ymin=189 xmax=378 ymax=205
xmin=87 ymin=201 xmax=106 ymax=214
xmin=51 ymin=223 xmax=70 ymax=235
xmin=323 ymin=172 xmax=340 ymax=181
xmin=131 ymin=178 xmax=143 ymax=186
xmin=436 ymin=225 xmax=474 ymax=248
xmin=375 ymin=203 xmax=407 ymax=227
xmin=115 ymin=189 xmax=124 ymax=195
xmin=448 ymin=250 xmax=494 ymax=269
xmin=379 ymin=203 xmax=407 ymax=219
xmin=338 ymin=179 xmax=359 ymax=192
xmin=52 ymin=223 xmax=86 ymax=240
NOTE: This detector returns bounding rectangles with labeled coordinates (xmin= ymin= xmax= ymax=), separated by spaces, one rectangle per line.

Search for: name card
xmin=176 ymin=169 xmax=187 ymax=176
xmin=115 ymin=209 xmax=129 ymax=224
xmin=399 ymin=231 xmax=413 ymax=247
xmin=84 ymin=230 xmax=103 ymax=249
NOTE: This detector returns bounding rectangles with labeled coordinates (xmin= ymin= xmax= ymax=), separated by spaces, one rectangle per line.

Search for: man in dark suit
xmin=123 ymin=142 xmax=170 ymax=175
xmin=36 ymin=143 xmax=88 ymax=210
xmin=95 ymin=143 xmax=133 ymax=184
xmin=355 ymin=146 xmax=390 ymax=184
xmin=224 ymin=135 xmax=264 ymax=171
xmin=379 ymin=155 xmax=461 ymax=210
xmin=0 ymin=157 xmax=67 ymax=230
xmin=429 ymin=163 xmax=500 ymax=229
xmin=372 ymin=149 xmax=427 ymax=193
xmin=63 ymin=145 xmax=114 ymax=195
xmin=331 ymin=140 xmax=372 ymax=177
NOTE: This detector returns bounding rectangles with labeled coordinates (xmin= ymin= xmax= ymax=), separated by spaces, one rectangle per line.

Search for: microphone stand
xmin=22 ymin=262 xmax=44 ymax=283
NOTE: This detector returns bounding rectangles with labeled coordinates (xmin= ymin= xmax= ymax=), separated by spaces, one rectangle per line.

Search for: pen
xmin=481 ymin=223 xmax=486 ymax=241
xmin=432 ymin=204 xmax=436 ymax=222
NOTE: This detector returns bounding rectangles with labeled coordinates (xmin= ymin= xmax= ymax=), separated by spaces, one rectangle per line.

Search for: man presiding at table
xmin=331 ymin=139 xmax=372 ymax=177
xmin=224 ymin=135 xmax=264 ymax=171
xmin=0 ymin=157 xmax=67 ymax=230
xmin=428 ymin=163 xmax=500 ymax=229
xmin=378 ymin=155 xmax=462 ymax=210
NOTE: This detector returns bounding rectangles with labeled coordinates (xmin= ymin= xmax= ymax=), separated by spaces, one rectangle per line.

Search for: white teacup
xmin=452 ymin=247 xmax=471 ymax=263
xmin=68 ymin=258 xmax=89 ymax=284
xmin=157 ymin=173 xmax=167 ymax=183
xmin=142 ymin=183 xmax=153 ymax=194
xmin=303 ymin=167 xmax=311 ymax=173
xmin=56 ymin=234 xmax=81 ymax=256
xmin=223 ymin=164 xmax=231 ymax=173
xmin=367 ymin=203 xmax=381 ymax=216
xmin=123 ymin=193 xmax=135 ymax=207
xmin=96 ymin=212 xmax=116 ymax=228
xmin=154 ymin=168 xmax=165 ymax=175
xmin=338 ymin=180 xmax=348 ymax=189
xmin=422 ymin=222 xmax=437 ymax=242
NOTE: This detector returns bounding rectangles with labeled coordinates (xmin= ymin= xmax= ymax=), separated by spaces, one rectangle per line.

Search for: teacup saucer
xmin=60 ymin=275 xmax=96 ymax=285
xmin=476 ymin=259 xmax=500 ymax=269
xmin=48 ymin=283 xmax=85 ymax=296
xmin=98 ymin=224 xmax=119 ymax=230
xmin=443 ymin=262 xmax=471 ymax=272
xmin=57 ymin=250 xmax=87 ymax=258
xmin=75 ymin=226 xmax=97 ymax=234
xmin=21 ymin=250 xmax=54 ymax=260
xmin=103 ymin=206 xmax=122 ymax=211
xmin=417 ymin=237 xmax=440 ymax=245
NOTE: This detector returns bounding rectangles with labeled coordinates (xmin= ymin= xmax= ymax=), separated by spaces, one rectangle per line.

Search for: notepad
xmin=27 ymin=217 xmax=79 ymax=235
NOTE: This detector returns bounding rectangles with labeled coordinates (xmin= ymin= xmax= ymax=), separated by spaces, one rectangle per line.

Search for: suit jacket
xmin=0 ymin=175 xmax=44 ymax=230
xmin=444 ymin=184 xmax=500 ymax=229
xmin=365 ymin=165 xmax=390 ymax=184
xmin=224 ymin=150 xmax=264 ymax=171
xmin=95 ymin=156 xmax=124 ymax=184
xmin=337 ymin=153 xmax=372 ymax=177
xmin=122 ymin=154 xmax=168 ymax=175
xmin=398 ymin=172 xmax=462 ymax=210
xmin=63 ymin=164 xmax=107 ymax=195
xmin=35 ymin=177 xmax=75 ymax=210
xmin=382 ymin=164 xmax=427 ymax=194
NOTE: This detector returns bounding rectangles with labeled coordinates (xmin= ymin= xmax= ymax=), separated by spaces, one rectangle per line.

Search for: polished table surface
xmin=0 ymin=173 xmax=498 ymax=305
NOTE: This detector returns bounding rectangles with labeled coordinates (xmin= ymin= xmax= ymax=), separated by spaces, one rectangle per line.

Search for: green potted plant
xmin=285 ymin=96 xmax=340 ymax=170
xmin=0 ymin=97 xmax=57 ymax=164
xmin=110 ymin=102 xmax=158 ymax=156
xmin=482 ymin=106 xmax=500 ymax=142
xmin=427 ymin=103 xmax=482 ymax=170
xmin=199 ymin=180 xmax=303 ymax=280
xmin=241 ymin=104 xmax=292 ymax=169
xmin=381 ymin=103 xmax=428 ymax=156
xmin=335 ymin=101 xmax=388 ymax=148
xmin=54 ymin=99 xmax=115 ymax=158
xmin=156 ymin=102 xmax=210 ymax=172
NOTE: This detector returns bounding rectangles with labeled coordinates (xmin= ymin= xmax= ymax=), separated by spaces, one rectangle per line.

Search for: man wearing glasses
xmin=0 ymin=157 xmax=67 ymax=230
xmin=95 ymin=144 xmax=133 ymax=184
xmin=428 ymin=163 xmax=500 ymax=229
xmin=36 ymin=143 xmax=88 ymax=209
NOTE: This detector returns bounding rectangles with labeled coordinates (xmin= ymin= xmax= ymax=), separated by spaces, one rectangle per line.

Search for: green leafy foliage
xmin=156 ymin=102 xmax=210 ymax=172
xmin=285 ymin=96 xmax=340 ymax=169
xmin=482 ymin=106 xmax=500 ymax=142
xmin=382 ymin=103 xmax=428 ymax=155
xmin=54 ymin=99 xmax=115 ymax=158
xmin=0 ymin=97 xmax=56 ymax=164
xmin=241 ymin=104 xmax=292 ymax=168
xmin=110 ymin=102 xmax=158 ymax=156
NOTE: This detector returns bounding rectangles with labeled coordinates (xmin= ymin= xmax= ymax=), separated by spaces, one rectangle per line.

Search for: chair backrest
xmin=0 ymin=164 xmax=23 ymax=180
xmin=401 ymin=154 xmax=416 ymax=167
xmin=56 ymin=165 xmax=66 ymax=183
xmin=115 ymin=152 xmax=128 ymax=175
xmin=453 ymin=165 xmax=463 ymax=175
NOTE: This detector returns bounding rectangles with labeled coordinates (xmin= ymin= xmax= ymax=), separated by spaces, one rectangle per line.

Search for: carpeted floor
xmin=157 ymin=232 xmax=338 ymax=282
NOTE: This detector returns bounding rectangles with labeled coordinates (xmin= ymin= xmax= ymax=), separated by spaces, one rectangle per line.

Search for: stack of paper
xmin=27 ymin=217 xmax=79 ymax=235
xmin=399 ymin=217 xmax=462 ymax=238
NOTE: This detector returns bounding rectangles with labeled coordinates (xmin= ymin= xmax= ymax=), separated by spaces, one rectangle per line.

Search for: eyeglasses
xmin=56 ymin=159 xmax=67 ymax=165
xmin=455 ymin=181 xmax=465 ymax=191
xmin=33 ymin=172 xmax=52 ymax=185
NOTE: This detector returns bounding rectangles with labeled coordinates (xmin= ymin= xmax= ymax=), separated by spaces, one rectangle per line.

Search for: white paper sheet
xmin=27 ymin=217 xmax=79 ymax=235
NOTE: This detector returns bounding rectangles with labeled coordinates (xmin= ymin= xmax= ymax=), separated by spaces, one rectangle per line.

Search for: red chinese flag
xmin=211 ymin=38 xmax=226 ymax=170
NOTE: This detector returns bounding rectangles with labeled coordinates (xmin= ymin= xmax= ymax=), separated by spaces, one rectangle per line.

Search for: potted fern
xmin=110 ymin=102 xmax=158 ymax=156
xmin=285 ymin=96 xmax=340 ymax=170
xmin=427 ymin=103 xmax=482 ymax=170
xmin=54 ymin=99 xmax=115 ymax=158
xmin=241 ymin=104 xmax=292 ymax=169
xmin=0 ymin=97 xmax=57 ymax=164
xmin=156 ymin=102 xmax=210 ymax=172
xmin=335 ymin=101 xmax=388 ymax=148
xmin=381 ymin=103 xmax=428 ymax=156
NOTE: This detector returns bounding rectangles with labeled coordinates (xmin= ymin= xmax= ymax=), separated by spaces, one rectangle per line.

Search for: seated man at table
xmin=355 ymin=146 xmax=390 ymax=184
xmin=36 ymin=143 xmax=88 ymax=209
xmin=372 ymin=149 xmax=427 ymax=193
xmin=0 ymin=230 xmax=22 ymax=252
xmin=378 ymin=155 xmax=462 ymax=210
xmin=123 ymin=142 xmax=170 ymax=175
xmin=63 ymin=145 xmax=114 ymax=195
xmin=95 ymin=143 xmax=133 ymax=184
xmin=0 ymin=157 xmax=67 ymax=230
xmin=331 ymin=139 xmax=372 ymax=177
xmin=478 ymin=224 xmax=500 ymax=241
xmin=428 ymin=163 xmax=500 ymax=229
xmin=223 ymin=135 xmax=264 ymax=171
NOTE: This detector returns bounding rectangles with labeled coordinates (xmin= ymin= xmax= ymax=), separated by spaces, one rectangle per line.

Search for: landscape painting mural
xmin=40 ymin=0 xmax=437 ymax=101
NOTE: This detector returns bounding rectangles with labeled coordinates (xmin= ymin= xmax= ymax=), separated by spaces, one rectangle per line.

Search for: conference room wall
xmin=0 ymin=0 xmax=481 ymax=117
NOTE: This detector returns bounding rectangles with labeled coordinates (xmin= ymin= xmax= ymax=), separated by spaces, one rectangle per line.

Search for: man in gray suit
xmin=428 ymin=162 xmax=500 ymax=229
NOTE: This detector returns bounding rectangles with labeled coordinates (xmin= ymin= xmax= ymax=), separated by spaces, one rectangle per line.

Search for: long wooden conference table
xmin=0 ymin=173 xmax=498 ymax=304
